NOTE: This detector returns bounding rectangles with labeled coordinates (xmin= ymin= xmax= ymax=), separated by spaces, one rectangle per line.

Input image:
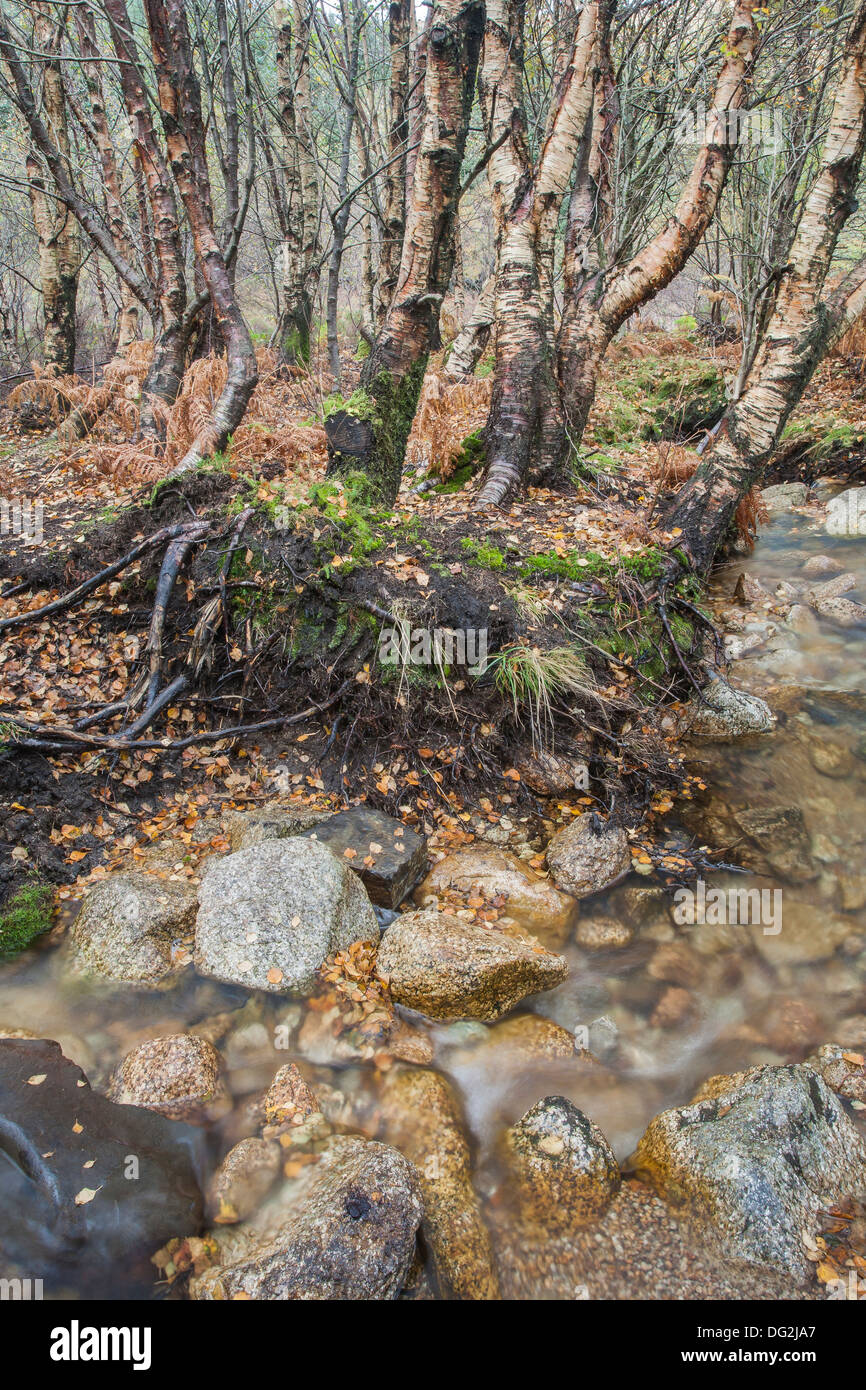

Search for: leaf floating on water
xmin=27 ymin=1074 xmax=47 ymax=1085
xmin=72 ymin=1121 xmax=83 ymax=1133
xmin=74 ymin=1186 xmax=102 ymax=1205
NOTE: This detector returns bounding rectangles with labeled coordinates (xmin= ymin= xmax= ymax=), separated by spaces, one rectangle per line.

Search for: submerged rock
xmin=375 ymin=909 xmax=568 ymax=1021
xmin=805 ymin=1043 xmax=866 ymax=1105
xmin=416 ymin=845 xmax=577 ymax=945
xmin=631 ymin=1064 xmax=866 ymax=1280
xmin=206 ymin=1137 xmax=282 ymax=1224
xmin=546 ymin=814 xmax=631 ymax=898
xmin=684 ymin=676 xmax=775 ymax=740
xmin=752 ymin=900 xmax=854 ymax=966
xmin=195 ymin=838 xmax=378 ymax=995
xmin=263 ymin=1062 xmax=319 ymax=1127
xmin=0 ymin=1039 xmax=202 ymax=1293
xmin=471 ymin=1012 xmax=581 ymax=1061
xmin=381 ymin=1067 xmax=500 ymax=1299
xmin=68 ymin=872 xmax=197 ymax=986
xmin=190 ymin=1137 xmax=422 ymax=1300
xmin=575 ymin=916 xmax=634 ymax=951
xmin=108 ymin=1034 xmax=230 ymax=1125
xmin=761 ymin=482 xmax=808 ymax=513
xmin=810 ymin=594 xmax=866 ymax=628
xmin=503 ymin=1095 xmax=620 ymax=1234
xmin=803 ymin=554 xmax=844 ymax=578
xmin=803 ymin=572 xmax=858 ymax=607
xmin=731 ymin=804 xmax=815 ymax=884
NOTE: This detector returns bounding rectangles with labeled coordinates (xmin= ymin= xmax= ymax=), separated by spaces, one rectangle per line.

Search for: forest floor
xmin=0 ymin=327 xmax=864 ymax=921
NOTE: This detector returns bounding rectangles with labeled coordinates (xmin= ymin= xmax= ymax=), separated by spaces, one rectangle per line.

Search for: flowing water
xmin=2 ymin=493 xmax=865 ymax=1298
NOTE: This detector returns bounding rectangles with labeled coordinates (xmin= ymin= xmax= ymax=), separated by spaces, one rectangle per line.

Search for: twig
xmin=6 ymin=681 xmax=353 ymax=755
xmin=0 ymin=521 xmax=214 ymax=634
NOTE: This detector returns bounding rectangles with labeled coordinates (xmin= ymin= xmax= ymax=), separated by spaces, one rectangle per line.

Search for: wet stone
xmin=503 ymin=1095 xmax=620 ymax=1234
xmin=108 ymin=1034 xmax=231 ymax=1125
xmin=0 ymin=1039 xmax=203 ymax=1294
xmin=302 ymin=805 xmax=427 ymax=909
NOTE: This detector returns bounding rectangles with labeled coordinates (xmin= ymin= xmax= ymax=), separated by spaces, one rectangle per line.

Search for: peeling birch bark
xmin=144 ymin=0 xmax=258 ymax=474
xmin=663 ymin=2 xmax=866 ymax=573
xmin=326 ymin=0 xmax=483 ymax=504
xmin=26 ymin=4 xmax=80 ymax=376
xmin=476 ymin=0 xmax=601 ymax=507
xmin=557 ymin=0 xmax=758 ymax=461
xmin=445 ymin=275 xmax=495 ymax=378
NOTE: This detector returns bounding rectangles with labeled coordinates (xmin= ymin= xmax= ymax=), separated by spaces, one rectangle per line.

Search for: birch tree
xmin=324 ymin=0 xmax=484 ymax=503
xmin=663 ymin=0 xmax=866 ymax=573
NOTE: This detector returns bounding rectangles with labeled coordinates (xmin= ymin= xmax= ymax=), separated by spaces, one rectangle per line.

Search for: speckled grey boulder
xmin=546 ymin=814 xmax=631 ymax=898
xmin=225 ymin=805 xmax=329 ymax=852
xmin=685 ymin=677 xmax=775 ymax=740
xmin=69 ymin=873 xmax=197 ymax=986
xmin=108 ymin=1033 xmax=230 ymax=1124
xmin=190 ymin=1136 xmax=423 ymax=1300
xmin=195 ymin=838 xmax=378 ymax=995
xmin=375 ymin=909 xmax=568 ymax=1020
xmin=504 ymin=1095 xmax=620 ymax=1233
xmin=760 ymin=482 xmax=808 ymax=513
xmin=632 ymin=1064 xmax=866 ymax=1281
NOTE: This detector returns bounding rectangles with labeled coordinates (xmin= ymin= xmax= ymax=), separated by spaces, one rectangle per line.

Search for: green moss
xmin=325 ymin=359 xmax=428 ymax=505
xmin=430 ymin=428 xmax=486 ymax=492
xmin=780 ymin=417 xmax=863 ymax=462
xmin=0 ymin=878 xmax=53 ymax=958
xmin=308 ymin=471 xmax=388 ymax=566
xmin=518 ymin=545 xmax=667 ymax=585
xmin=460 ymin=537 xmax=506 ymax=569
xmin=593 ymin=354 xmax=727 ymax=444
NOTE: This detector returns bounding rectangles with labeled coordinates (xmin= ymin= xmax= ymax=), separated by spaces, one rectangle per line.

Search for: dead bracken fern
xmin=648 ymin=441 xmax=768 ymax=550
xmin=9 ymin=345 xmax=329 ymax=486
xmin=405 ymin=360 xmax=490 ymax=479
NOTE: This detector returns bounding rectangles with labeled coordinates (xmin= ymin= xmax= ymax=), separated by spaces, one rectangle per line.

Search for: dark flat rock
xmin=0 ymin=1039 xmax=203 ymax=1295
xmin=302 ymin=806 xmax=427 ymax=909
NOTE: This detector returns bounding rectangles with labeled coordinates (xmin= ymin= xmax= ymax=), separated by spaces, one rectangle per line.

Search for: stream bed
xmin=1 ymin=491 xmax=865 ymax=1300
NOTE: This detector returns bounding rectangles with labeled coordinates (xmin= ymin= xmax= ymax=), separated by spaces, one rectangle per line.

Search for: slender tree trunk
xmin=74 ymin=7 xmax=139 ymax=355
xmin=28 ymin=4 xmax=79 ymax=375
xmin=325 ymin=0 xmax=484 ymax=503
xmin=326 ymin=3 xmax=361 ymax=388
xmin=445 ymin=274 xmax=495 ymax=378
xmin=375 ymin=0 xmax=411 ymax=327
xmin=663 ymin=2 xmax=866 ymax=573
xmin=101 ymin=0 xmax=192 ymax=431
xmin=476 ymin=0 xmax=601 ymax=507
xmin=273 ymin=0 xmax=316 ymax=364
xmin=555 ymin=0 xmax=758 ymax=463
xmin=144 ymin=0 xmax=258 ymax=472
